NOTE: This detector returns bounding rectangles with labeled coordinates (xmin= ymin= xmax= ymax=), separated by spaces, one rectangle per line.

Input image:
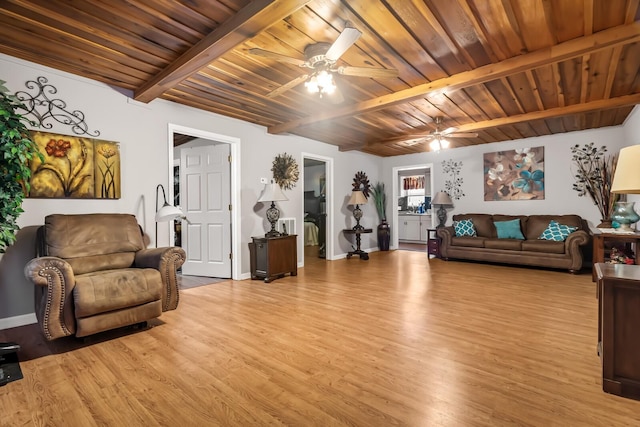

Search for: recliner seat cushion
xmin=74 ymin=268 xmax=162 ymax=318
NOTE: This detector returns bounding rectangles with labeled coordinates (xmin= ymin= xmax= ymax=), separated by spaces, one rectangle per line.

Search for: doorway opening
xmin=168 ymin=124 xmax=241 ymax=280
xmin=392 ymin=163 xmax=434 ymax=251
xmin=302 ymin=153 xmax=334 ymax=264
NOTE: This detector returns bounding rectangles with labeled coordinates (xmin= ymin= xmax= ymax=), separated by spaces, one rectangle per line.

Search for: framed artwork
xmin=483 ymin=146 xmax=544 ymax=201
xmin=28 ymin=131 xmax=121 ymax=199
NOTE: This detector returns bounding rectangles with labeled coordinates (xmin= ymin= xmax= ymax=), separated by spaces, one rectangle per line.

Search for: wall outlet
xmin=260 ymin=177 xmax=268 ymax=184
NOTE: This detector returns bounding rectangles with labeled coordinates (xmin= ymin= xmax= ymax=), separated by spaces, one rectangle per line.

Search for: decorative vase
xmin=597 ymin=219 xmax=613 ymax=228
xmin=611 ymin=201 xmax=640 ymax=231
xmin=377 ymin=220 xmax=390 ymax=251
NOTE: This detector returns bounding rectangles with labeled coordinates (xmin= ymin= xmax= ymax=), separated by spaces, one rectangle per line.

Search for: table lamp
xmin=611 ymin=145 xmax=640 ymax=231
xmin=258 ymin=180 xmax=288 ymax=237
xmin=432 ymin=191 xmax=453 ymax=228
xmin=348 ymin=190 xmax=368 ymax=230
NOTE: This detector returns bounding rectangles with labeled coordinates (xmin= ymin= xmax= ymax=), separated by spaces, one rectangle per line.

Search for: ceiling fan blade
xmin=336 ymin=66 xmax=398 ymax=78
xmin=441 ymin=126 xmax=459 ymax=134
xmin=386 ymin=134 xmax=434 ymax=144
xmin=325 ymin=27 xmax=362 ymax=61
xmin=446 ymin=132 xmax=479 ymax=138
xmin=266 ymin=74 xmax=309 ymax=98
xmin=248 ymin=48 xmax=306 ymax=67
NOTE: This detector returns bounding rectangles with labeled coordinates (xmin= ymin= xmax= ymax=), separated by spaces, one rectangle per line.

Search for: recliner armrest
xmin=135 ymin=247 xmax=186 ymax=311
xmin=24 ymin=256 xmax=77 ymax=340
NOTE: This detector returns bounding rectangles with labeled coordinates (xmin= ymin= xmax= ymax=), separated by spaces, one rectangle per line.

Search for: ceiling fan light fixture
xmin=305 ymin=69 xmax=336 ymax=96
xmin=429 ymin=137 xmax=449 ymax=152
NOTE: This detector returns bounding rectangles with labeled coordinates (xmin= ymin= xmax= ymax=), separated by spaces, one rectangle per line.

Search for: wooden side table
xmin=427 ymin=229 xmax=440 ymax=258
xmin=591 ymin=231 xmax=640 ymax=280
xmin=249 ymin=234 xmax=297 ymax=283
xmin=595 ymin=263 xmax=640 ymax=400
xmin=343 ymin=228 xmax=372 ymax=260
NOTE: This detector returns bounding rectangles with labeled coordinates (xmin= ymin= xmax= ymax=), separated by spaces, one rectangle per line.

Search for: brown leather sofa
xmin=24 ymin=213 xmax=186 ymax=340
xmin=437 ymin=214 xmax=591 ymax=273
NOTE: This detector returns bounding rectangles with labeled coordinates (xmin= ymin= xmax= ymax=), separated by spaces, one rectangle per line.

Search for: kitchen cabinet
xmin=398 ymin=215 xmax=432 ymax=242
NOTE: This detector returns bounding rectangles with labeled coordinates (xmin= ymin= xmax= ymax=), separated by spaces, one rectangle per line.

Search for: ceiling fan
xmin=248 ymin=25 xmax=398 ymax=102
xmin=393 ymin=116 xmax=479 ymax=151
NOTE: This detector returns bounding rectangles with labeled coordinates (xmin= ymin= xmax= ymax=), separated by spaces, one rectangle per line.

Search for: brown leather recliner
xmin=24 ymin=213 xmax=186 ymax=340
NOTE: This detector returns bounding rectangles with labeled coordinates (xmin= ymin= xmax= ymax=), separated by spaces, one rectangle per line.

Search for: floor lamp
xmin=155 ymin=183 xmax=185 ymax=247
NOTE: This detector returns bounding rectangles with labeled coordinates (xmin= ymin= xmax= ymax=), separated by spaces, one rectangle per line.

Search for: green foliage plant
xmin=0 ymin=80 xmax=43 ymax=253
xmin=370 ymin=181 xmax=387 ymax=223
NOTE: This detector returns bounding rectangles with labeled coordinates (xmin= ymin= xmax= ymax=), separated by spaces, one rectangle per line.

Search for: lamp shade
xmin=348 ymin=190 xmax=368 ymax=205
xmin=611 ymin=145 xmax=640 ymax=194
xmin=155 ymin=204 xmax=185 ymax=222
xmin=432 ymin=191 xmax=453 ymax=205
xmin=258 ymin=181 xmax=288 ymax=202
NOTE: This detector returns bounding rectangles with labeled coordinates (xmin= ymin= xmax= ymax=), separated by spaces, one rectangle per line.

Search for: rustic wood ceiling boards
xmin=0 ymin=0 xmax=638 ymax=157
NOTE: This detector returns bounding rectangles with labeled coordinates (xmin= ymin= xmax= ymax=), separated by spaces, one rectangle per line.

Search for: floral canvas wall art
xmin=28 ymin=131 xmax=121 ymax=199
xmin=483 ymin=146 xmax=544 ymax=201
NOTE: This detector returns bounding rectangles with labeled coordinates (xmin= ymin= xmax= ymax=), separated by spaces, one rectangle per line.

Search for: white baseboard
xmin=0 ymin=313 xmax=37 ymax=330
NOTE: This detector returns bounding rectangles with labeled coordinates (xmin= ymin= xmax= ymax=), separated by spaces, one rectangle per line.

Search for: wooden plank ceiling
xmin=1 ymin=0 xmax=638 ymax=157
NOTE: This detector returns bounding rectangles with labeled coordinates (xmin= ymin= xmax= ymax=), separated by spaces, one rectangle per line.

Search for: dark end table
xmin=343 ymin=228 xmax=372 ymax=260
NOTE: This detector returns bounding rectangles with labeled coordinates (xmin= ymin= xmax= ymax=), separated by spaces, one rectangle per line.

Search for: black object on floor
xmin=0 ymin=342 xmax=23 ymax=386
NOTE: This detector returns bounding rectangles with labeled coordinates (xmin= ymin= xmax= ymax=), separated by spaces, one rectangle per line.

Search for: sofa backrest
xmin=452 ymin=213 xmax=586 ymax=240
xmin=42 ymin=213 xmax=144 ymax=275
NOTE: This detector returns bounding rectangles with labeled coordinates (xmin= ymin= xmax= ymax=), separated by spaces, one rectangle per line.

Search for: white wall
xmin=0 ymin=53 xmax=382 ymax=328
xmin=382 ymin=126 xmax=629 ymax=230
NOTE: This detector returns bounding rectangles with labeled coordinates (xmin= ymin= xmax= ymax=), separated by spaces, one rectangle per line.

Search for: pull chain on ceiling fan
xmin=248 ymin=24 xmax=398 ymax=103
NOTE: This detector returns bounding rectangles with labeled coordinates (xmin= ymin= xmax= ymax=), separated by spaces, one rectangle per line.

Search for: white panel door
xmin=180 ymin=144 xmax=231 ymax=278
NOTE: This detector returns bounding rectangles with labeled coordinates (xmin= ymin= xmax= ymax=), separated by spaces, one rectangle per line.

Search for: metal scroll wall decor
xmin=14 ymin=76 xmax=100 ymax=137
xmin=442 ymin=159 xmax=465 ymax=200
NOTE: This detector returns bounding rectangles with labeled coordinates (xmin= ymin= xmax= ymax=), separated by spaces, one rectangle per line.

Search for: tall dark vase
xmin=377 ymin=220 xmax=390 ymax=251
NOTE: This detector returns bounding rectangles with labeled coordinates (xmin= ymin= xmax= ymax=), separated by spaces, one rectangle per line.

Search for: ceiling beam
xmin=134 ymin=0 xmax=311 ymax=103
xmin=362 ymin=93 xmax=640 ymax=149
xmin=268 ymin=21 xmax=640 ymax=135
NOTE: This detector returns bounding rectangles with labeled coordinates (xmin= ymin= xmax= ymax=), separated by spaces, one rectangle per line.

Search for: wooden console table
xmin=249 ymin=234 xmax=297 ymax=283
xmin=592 ymin=231 xmax=640 ymax=280
xmin=595 ymin=263 xmax=640 ymax=400
xmin=343 ymin=228 xmax=372 ymax=260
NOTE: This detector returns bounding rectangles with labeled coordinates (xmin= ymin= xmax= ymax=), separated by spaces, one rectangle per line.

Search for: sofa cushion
xmin=525 ymin=215 xmax=583 ymax=240
xmin=452 ymin=214 xmax=494 ymax=237
xmin=538 ymin=220 xmax=579 ymax=241
xmin=522 ymin=240 xmax=566 ymax=254
xmin=74 ymin=268 xmax=162 ymax=318
xmin=454 ymin=219 xmax=477 ymax=236
xmin=485 ymin=239 xmax=523 ymax=250
xmin=494 ymin=219 xmax=525 ymax=239
xmin=452 ymin=236 xmax=486 ymax=248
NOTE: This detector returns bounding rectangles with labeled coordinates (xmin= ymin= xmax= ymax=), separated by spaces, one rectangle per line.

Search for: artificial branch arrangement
xmin=370 ymin=182 xmax=387 ymax=223
xmin=570 ymin=142 xmax=619 ymax=225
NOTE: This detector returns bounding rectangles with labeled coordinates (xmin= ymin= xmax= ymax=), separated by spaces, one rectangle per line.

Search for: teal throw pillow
xmin=454 ymin=219 xmax=476 ymax=237
xmin=538 ymin=220 xmax=578 ymax=241
xmin=494 ymin=219 xmax=525 ymax=239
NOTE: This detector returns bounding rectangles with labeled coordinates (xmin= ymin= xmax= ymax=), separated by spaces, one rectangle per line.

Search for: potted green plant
xmin=0 ymin=80 xmax=43 ymax=253
xmin=370 ymin=182 xmax=390 ymax=251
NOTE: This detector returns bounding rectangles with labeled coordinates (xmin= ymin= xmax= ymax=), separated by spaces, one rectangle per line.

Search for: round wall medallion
xmin=352 ymin=171 xmax=371 ymax=198
xmin=271 ymin=153 xmax=299 ymax=190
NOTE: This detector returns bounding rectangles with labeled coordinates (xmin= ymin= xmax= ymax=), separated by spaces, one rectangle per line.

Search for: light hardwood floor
xmin=2 ymin=251 xmax=639 ymax=426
